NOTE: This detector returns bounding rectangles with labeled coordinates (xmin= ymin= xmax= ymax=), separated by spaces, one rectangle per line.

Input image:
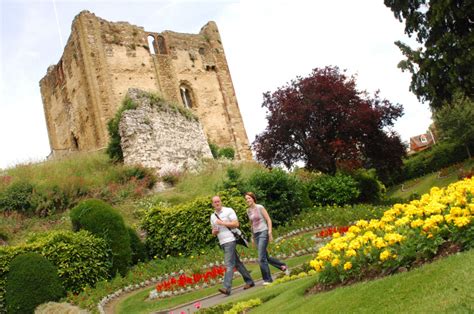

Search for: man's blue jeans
xmin=254 ymin=230 xmax=286 ymax=282
xmin=221 ymin=240 xmax=254 ymax=291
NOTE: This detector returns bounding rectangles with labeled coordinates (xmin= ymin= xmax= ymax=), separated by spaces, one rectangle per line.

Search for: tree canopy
xmin=435 ymin=93 xmax=474 ymax=159
xmin=253 ymin=66 xmax=406 ymax=182
xmin=384 ymin=0 xmax=474 ymax=109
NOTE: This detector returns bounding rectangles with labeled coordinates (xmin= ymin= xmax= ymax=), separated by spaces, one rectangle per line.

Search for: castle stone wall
xmin=40 ymin=11 xmax=252 ymax=161
xmin=120 ymin=89 xmax=212 ymax=173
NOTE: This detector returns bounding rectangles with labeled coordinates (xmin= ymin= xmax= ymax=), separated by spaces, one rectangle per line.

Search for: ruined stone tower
xmin=39 ymin=11 xmax=252 ymax=161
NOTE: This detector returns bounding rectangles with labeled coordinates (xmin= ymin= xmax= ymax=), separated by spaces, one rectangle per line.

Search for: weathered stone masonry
xmin=120 ymin=89 xmax=213 ymax=173
xmin=39 ymin=10 xmax=252 ymax=161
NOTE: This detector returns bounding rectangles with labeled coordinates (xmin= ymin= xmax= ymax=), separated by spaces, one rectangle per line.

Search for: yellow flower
xmin=348 ymin=225 xmax=361 ymax=234
xmin=384 ymin=233 xmax=404 ymax=245
xmin=356 ymin=220 xmax=369 ymax=228
xmin=410 ymin=219 xmax=424 ymax=228
xmin=332 ymin=232 xmax=341 ymax=238
xmin=343 ymin=262 xmax=352 ymax=270
xmin=317 ymin=248 xmax=333 ymax=261
xmin=395 ymin=216 xmax=410 ymax=227
xmin=373 ymin=237 xmax=387 ymax=249
xmin=379 ymin=250 xmax=392 ymax=261
xmin=348 ymin=239 xmax=361 ymax=250
xmin=345 ymin=249 xmax=357 ymax=257
xmin=454 ymin=216 xmax=471 ymax=228
xmin=331 ymin=258 xmax=340 ymax=267
xmin=310 ymin=259 xmax=324 ymax=272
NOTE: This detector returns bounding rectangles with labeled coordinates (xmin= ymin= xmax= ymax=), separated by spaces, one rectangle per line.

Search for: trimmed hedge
xmin=142 ymin=190 xmax=249 ymax=258
xmin=246 ymin=168 xmax=310 ymax=227
xmin=5 ymin=252 xmax=64 ymax=314
xmin=306 ymin=173 xmax=360 ymax=206
xmin=70 ymin=199 xmax=131 ymax=276
xmin=0 ymin=230 xmax=109 ymax=312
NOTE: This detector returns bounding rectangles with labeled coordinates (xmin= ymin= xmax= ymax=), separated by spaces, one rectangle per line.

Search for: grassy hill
xmin=0 ymin=152 xmax=263 ymax=245
xmin=387 ymin=158 xmax=474 ymax=200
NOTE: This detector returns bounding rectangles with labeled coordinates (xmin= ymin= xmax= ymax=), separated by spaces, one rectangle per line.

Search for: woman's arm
xmin=260 ymin=206 xmax=273 ymax=241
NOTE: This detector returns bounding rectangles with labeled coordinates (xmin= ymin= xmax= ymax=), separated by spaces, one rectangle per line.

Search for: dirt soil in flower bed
xmin=305 ymin=242 xmax=462 ymax=296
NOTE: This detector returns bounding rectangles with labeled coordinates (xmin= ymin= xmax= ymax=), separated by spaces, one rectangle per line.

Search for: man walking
xmin=210 ymin=195 xmax=255 ymax=295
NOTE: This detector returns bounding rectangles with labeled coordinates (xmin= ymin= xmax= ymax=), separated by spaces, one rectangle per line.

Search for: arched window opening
xmin=180 ymin=85 xmax=193 ymax=109
xmin=157 ymin=35 xmax=167 ymax=54
xmin=147 ymin=35 xmax=156 ymax=54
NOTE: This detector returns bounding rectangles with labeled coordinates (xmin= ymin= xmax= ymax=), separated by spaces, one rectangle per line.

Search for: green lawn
xmin=387 ymin=158 xmax=474 ymax=199
xmin=225 ymin=249 xmax=474 ymax=313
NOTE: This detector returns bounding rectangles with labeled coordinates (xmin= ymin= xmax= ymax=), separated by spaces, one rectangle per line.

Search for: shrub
xmin=70 ymin=199 xmax=131 ymax=276
xmin=106 ymin=96 xmax=137 ymax=162
xmin=218 ymin=147 xmax=235 ymax=160
xmin=208 ymin=142 xmax=219 ymax=159
xmin=220 ymin=166 xmax=247 ymax=194
xmin=0 ymin=230 xmax=109 ymax=311
xmin=397 ymin=141 xmax=472 ymax=183
xmin=142 ymin=189 xmax=248 ymax=257
xmin=0 ymin=181 xmax=35 ymax=214
xmin=5 ymin=252 xmax=64 ymax=314
xmin=107 ymin=165 xmax=157 ymax=189
xmin=246 ymin=168 xmax=310 ymax=227
xmin=352 ymin=169 xmax=386 ymax=203
xmin=306 ymin=173 xmax=360 ymax=206
xmin=127 ymin=227 xmax=147 ymax=265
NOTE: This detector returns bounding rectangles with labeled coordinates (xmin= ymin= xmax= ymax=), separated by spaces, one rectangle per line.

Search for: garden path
xmin=154 ymin=279 xmax=267 ymax=314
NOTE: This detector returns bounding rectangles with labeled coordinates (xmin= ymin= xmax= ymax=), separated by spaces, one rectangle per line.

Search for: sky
xmin=0 ymin=0 xmax=433 ymax=169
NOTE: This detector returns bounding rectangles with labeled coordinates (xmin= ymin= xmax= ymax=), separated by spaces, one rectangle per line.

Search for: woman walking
xmin=245 ymin=192 xmax=290 ymax=285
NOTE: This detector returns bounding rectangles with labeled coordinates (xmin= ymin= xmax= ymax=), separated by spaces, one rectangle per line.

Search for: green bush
xmin=70 ymin=199 xmax=131 ymax=276
xmin=246 ymin=168 xmax=310 ymax=227
xmin=127 ymin=227 xmax=148 ymax=265
xmin=106 ymin=96 xmax=137 ymax=162
xmin=0 ymin=230 xmax=109 ymax=311
xmin=218 ymin=147 xmax=235 ymax=160
xmin=220 ymin=166 xmax=247 ymax=194
xmin=397 ymin=141 xmax=472 ymax=183
xmin=107 ymin=165 xmax=157 ymax=189
xmin=352 ymin=169 xmax=386 ymax=203
xmin=208 ymin=142 xmax=219 ymax=159
xmin=306 ymin=173 xmax=360 ymax=206
xmin=142 ymin=189 xmax=248 ymax=258
xmin=207 ymin=142 xmax=235 ymax=160
xmin=5 ymin=252 xmax=64 ymax=314
xmin=0 ymin=181 xmax=35 ymax=214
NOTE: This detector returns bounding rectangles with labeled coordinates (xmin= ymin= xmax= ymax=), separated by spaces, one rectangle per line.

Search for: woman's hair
xmin=244 ymin=192 xmax=257 ymax=203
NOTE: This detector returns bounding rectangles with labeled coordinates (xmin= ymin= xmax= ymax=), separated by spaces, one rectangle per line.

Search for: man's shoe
xmin=218 ymin=288 xmax=230 ymax=295
xmin=243 ymin=283 xmax=255 ymax=290
xmin=262 ymin=281 xmax=272 ymax=286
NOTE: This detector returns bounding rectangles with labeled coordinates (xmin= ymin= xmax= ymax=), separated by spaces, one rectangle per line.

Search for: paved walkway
xmin=154 ymin=279 xmax=267 ymax=314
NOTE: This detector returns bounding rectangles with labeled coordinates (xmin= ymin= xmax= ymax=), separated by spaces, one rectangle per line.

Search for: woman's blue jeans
xmin=254 ymin=230 xmax=286 ymax=282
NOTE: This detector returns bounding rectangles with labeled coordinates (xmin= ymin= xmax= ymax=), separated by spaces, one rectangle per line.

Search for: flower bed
xmin=310 ymin=178 xmax=474 ymax=285
xmin=150 ymin=265 xmax=226 ymax=299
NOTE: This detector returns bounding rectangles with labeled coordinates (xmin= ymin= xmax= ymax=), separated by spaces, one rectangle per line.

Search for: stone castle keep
xmin=39 ymin=11 xmax=252 ymax=165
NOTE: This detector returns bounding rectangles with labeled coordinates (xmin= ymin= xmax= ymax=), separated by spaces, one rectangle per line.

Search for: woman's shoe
xmin=262 ymin=281 xmax=272 ymax=286
xmin=281 ymin=265 xmax=290 ymax=276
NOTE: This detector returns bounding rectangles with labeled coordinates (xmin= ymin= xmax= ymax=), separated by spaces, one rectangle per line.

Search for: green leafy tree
xmin=435 ymin=94 xmax=474 ymax=159
xmin=384 ymin=0 xmax=474 ymax=109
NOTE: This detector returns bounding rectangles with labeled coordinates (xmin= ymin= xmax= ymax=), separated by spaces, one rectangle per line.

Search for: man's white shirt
xmin=211 ymin=207 xmax=238 ymax=245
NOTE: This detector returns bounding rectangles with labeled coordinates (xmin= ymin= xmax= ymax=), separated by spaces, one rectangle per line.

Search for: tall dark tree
xmin=253 ymin=66 xmax=406 ymax=180
xmin=384 ymin=0 xmax=474 ymax=109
